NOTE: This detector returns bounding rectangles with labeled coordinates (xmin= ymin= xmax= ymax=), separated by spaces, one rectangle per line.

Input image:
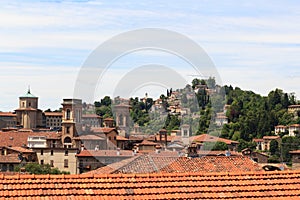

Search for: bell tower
xmin=114 ymin=103 xmax=131 ymax=137
xmin=61 ymin=99 xmax=82 ymax=148
xmin=15 ymin=88 xmax=39 ymax=129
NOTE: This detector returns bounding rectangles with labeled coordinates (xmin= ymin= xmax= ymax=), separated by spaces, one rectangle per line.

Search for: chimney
xmin=159 ymin=129 xmax=167 ymax=146
xmin=225 ymin=150 xmax=231 ymax=157
xmin=132 ymin=145 xmax=137 ymax=156
xmin=80 ymin=144 xmax=85 ymax=152
xmin=155 ymin=145 xmax=161 ymax=154
xmin=117 ymin=147 xmax=120 ymax=156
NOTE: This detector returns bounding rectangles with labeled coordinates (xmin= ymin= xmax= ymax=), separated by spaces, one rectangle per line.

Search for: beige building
xmin=34 ymin=147 xmax=78 ymax=174
xmin=44 ymin=112 xmax=62 ymax=130
xmin=274 ymin=125 xmax=287 ymax=135
xmin=253 ymin=136 xmax=281 ymax=151
xmin=0 ymin=112 xmax=17 ymax=128
xmin=288 ymin=105 xmax=300 ymax=116
xmin=289 ymin=124 xmax=300 ymax=136
xmin=82 ymin=114 xmax=102 ymax=127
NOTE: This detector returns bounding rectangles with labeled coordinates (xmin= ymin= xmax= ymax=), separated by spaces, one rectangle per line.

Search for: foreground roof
xmin=88 ymin=154 xmax=260 ymax=175
xmin=0 ymin=170 xmax=300 ymax=199
xmin=160 ymin=156 xmax=262 ymax=173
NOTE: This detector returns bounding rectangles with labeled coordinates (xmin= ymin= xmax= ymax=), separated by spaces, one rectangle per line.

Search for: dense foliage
xmin=15 ymin=163 xmax=70 ymax=174
xmin=222 ymin=87 xmax=298 ymax=141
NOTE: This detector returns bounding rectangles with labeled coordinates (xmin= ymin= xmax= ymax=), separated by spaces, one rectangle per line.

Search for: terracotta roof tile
xmin=76 ymin=150 xmax=135 ymax=157
xmin=1 ymin=170 xmax=300 ymax=199
xmin=73 ymin=134 xmax=104 ymax=141
xmin=0 ymin=112 xmax=16 ymax=117
xmin=44 ymin=112 xmax=63 ymax=117
xmin=91 ymin=127 xmax=116 ymax=134
xmin=116 ymin=135 xmax=128 ymax=141
xmin=191 ymin=134 xmax=239 ymax=144
xmin=0 ymin=154 xmax=21 ymax=163
xmin=0 ymin=131 xmax=60 ymax=147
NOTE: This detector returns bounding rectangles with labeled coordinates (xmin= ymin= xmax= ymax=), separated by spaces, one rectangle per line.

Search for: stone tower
xmin=61 ymin=99 xmax=82 ymax=148
xmin=114 ymin=103 xmax=131 ymax=137
xmin=15 ymin=88 xmax=43 ymax=129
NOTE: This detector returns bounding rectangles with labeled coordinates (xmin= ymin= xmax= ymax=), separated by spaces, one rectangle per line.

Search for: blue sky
xmin=0 ymin=0 xmax=299 ymax=111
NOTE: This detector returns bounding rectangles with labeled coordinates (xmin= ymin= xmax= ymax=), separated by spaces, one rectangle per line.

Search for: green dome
xmin=20 ymin=89 xmax=37 ymax=98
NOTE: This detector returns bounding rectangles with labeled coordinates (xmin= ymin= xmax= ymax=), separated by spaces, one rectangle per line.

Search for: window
xmin=65 ymin=150 xmax=68 ymax=156
xmin=64 ymin=159 xmax=68 ymax=168
xmin=1 ymin=150 xmax=4 ymax=155
xmin=184 ymin=130 xmax=188 ymax=136
xmin=40 ymin=160 xmax=44 ymax=165
xmin=114 ymin=136 xmax=116 ymax=140
xmin=79 ymin=160 xmax=83 ymax=168
xmin=29 ymin=102 xmax=31 ymax=107
xmin=2 ymin=164 xmax=7 ymax=171
xmin=66 ymin=126 xmax=70 ymax=134
xmin=9 ymin=164 xmax=14 ymax=172
xmin=50 ymin=160 xmax=54 ymax=167
xmin=50 ymin=150 xmax=53 ymax=156
xmin=41 ymin=150 xmax=43 ymax=155
xmin=22 ymin=102 xmax=25 ymax=107
xmin=66 ymin=109 xmax=70 ymax=120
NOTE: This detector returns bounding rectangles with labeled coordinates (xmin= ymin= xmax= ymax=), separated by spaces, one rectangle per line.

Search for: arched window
xmin=66 ymin=109 xmax=71 ymax=120
xmin=64 ymin=137 xmax=72 ymax=144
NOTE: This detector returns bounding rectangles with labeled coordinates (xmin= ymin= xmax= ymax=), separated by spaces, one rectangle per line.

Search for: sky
xmin=0 ymin=0 xmax=299 ymax=111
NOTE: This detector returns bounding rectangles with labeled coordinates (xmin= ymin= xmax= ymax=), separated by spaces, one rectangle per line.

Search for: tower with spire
xmin=15 ymin=88 xmax=43 ymax=129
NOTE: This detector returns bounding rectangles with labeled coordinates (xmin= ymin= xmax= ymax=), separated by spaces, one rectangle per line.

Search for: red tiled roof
xmin=0 ymin=154 xmax=21 ymax=163
xmin=15 ymin=108 xmax=37 ymax=111
xmin=82 ymin=114 xmax=101 ymax=118
xmin=191 ymin=134 xmax=239 ymax=144
xmin=139 ymin=140 xmax=158 ymax=146
xmin=0 ymin=112 xmax=16 ymax=117
xmin=1 ymin=170 xmax=300 ymax=199
xmin=86 ymin=156 xmax=142 ymax=174
xmin=76 ymin=150 xmax=134 ymax=157
xmin=197 ymin=150 xmax=242 ymax=156
xmin=44 ymin=112 xmax=62 ymax=117
xmin=103 ymin=117 xmax=114 ymax=121
xmin=88 ymin=154 xmax=179 ymax=174
xmin=6 ymin=147 xmax=34 ymax=153
xmin=289 ymin=124 xmax=300 ymax=127
xmin=289 ymin=150 xmax=300 ymax=154
xmin=263 ymin=136 xmax=280 ymax=140
xmin=275 ymin=125 xmax=287 ymax=128
xmin=91 ymin=127 xmax=116 ymax=134
xmin=116 ymin=135 xmax=128 ymax=141
xmin=73 ymin=134 xmax=104 ymax=141
xmin=148 ymin=134 xmax=175 ymax=142
xmin=0 ymin=131 xmax=61 ymax=147
xmin=253 ymin=138 xmax=264 ymax=142
xmin=128 ymin=135 xmax=147 ymax=141
xmin=288 ymin=105 xmax=300 ymax=108
xmin=160 ymin=156 xmax=262 ymax=173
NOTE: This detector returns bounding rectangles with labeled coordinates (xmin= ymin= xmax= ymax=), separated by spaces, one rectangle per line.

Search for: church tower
xmin=15 ymin=88 xmax=41 ymax=129
xmin=61 ymin=99 xmax=82 ymax=148
xmin=114 ymin=103 xmax=131 ymax=137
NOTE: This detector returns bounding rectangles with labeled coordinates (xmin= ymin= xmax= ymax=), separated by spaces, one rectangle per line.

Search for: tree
xmin=269 ymin=140 xmax=279 ymax=155
xmin=202 ymin=141 xmax=228 ymax=151
xmin=206 ymin=77 xmax=216 ymax=89
xmin=15 ymin=163 xmax=69 ymax=174
xmin=100 ymin=96 xmax=112 ymax=107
